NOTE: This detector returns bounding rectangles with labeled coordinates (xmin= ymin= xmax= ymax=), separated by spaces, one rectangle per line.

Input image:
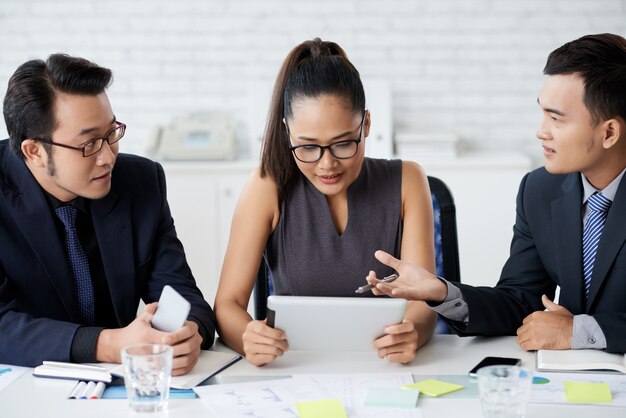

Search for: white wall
xmin=0 ymin=1 xmax=624 ymax=292
xmin=0 ymin=0 xmax=624 ymax=158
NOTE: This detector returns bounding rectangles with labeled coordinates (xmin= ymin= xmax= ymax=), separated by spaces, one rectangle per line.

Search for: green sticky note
xmin=564 ymin=381 xmax=613 ymax=404
xmin=295 ymin=399 xmax=348 ymax=418
xmin=364 ymin=388 xmax=419 ymax=408
xmin=402 ymin=379 xmax=464 ymax=397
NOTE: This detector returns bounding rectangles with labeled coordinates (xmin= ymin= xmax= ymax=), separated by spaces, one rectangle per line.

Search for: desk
xmin=1 ymin=335 xmax=623 ymax=417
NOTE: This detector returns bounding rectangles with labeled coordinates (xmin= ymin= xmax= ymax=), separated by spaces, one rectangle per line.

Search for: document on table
xmin=194 ymin=376 xmax=329 ymax=418
xmin=193 ymin=373 xmax=422 ymax=418
xmin=302 ymin=373 xmax=421 ymax=417
xmin=0 ymin=364 xmax=28 ymax=393
xmin=529 ymin=372 xmax=626 ymax=407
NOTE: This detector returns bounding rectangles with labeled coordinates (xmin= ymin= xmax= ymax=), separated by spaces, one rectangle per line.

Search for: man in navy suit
xmin=0 ymin=54 xmax=216 ymax=373
xmin=368 ymin=33 xmax=626 ymax=353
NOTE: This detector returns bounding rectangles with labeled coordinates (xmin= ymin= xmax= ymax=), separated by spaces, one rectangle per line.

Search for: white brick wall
xmin=0 ymin=0 xmax=624 ymax=157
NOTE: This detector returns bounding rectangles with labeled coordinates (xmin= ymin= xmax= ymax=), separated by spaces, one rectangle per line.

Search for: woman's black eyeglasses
xmin=287 ymin=112 xmax=365 ymax=163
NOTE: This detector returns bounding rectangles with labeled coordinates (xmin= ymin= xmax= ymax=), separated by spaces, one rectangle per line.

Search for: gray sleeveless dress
xmin=265 ymin=157 xmax=403 ymax=297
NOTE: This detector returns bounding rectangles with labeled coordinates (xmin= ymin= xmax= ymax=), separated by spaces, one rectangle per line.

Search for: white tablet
xmin=266 ymin=295 xmax=407 ymax=352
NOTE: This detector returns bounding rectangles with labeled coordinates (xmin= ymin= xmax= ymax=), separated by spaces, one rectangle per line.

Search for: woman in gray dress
xmin=215 ymin=38 xmax=436 ymax=366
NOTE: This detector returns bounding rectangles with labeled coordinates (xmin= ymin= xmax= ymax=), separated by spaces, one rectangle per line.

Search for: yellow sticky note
xmin=402 ymin=379 xmax=464 ymax=397
xmin=564 ymin=381 xmax=613 ymax=404
xmin=295 ymin=399 xmax=348 ymax=418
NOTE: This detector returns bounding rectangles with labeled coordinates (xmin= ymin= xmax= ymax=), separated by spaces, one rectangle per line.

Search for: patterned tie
xmin=55 ymin=205 xmax=95 ymax=325
xmin=582 ymin=192 xmax=612 ymax=299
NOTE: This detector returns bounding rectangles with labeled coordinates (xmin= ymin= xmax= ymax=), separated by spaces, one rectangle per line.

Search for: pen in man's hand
xmin=355 ymin=273 xmax=399 ymax=294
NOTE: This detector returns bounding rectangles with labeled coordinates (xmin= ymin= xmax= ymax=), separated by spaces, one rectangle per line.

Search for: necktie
xmin=582 ymin=193 xmax=612 ymax=299
xmin=55 ymin=205 xmax=95 ymax=325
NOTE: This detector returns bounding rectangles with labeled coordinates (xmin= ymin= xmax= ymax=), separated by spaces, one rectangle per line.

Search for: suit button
xmin=588 ymin=337 xmax=596 ymax=345
xmin=454 ymin=302 xmax=462 ymax=307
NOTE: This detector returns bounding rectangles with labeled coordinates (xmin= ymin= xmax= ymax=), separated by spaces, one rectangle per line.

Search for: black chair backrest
xmin=254 ymin=261 xmax=270 ymax=320
xmin=428 ymin=176 xmax=461 ymax=284
xmin=253 ymin=175 xmax=461 ymax=320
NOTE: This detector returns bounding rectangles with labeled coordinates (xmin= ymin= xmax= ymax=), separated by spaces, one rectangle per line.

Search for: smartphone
xmin=468 ymin=356 xmax=521 ymax=378
xmin=151 ymin=285 xmax=191 ymax=332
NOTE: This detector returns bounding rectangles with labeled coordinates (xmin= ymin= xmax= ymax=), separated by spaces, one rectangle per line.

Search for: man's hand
xmin=373 ymin=319 xmax=418 ymax=364
xmin=242 ymin=320 xmax=289 ymax=367
xmin=96 ymin=303 xmax=204 ymax=375
xmin=96 ymin=303 xmax=165 ymax=363
xmin=367 ymin=250 xmax=448 ymax=303
xmin=162 ymin=320 xmax=203 ymax=376
xmin=516 ymin=295 xmax=573 ymax=351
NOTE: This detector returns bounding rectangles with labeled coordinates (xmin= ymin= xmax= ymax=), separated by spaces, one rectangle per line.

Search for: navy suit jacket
xmin=0 ymin=140 xmax=216 ymax=366
xmin=448 ymin=167 xmax=626 ymax=353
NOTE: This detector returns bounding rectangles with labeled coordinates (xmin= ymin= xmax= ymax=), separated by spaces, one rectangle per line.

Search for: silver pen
xmin=355 ymin=273 xmax=399 ymax=294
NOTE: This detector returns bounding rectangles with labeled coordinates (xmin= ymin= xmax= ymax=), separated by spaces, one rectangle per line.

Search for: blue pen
xmin=79 ymin=381 xmax=96 ymax=399
xmin=0 ymin=368 xmax=12 ymax=374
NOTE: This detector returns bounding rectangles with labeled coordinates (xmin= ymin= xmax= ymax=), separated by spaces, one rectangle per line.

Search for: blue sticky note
xmin=364 ymin=388 xmax=419 ymax=408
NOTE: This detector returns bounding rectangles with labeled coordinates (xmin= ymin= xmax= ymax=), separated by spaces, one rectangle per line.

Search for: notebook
xmin=266 ymin=295 xmax=407 ymax=352
xmin=537 ymin=349 xmax=626 ymax=374
xmin=111 ymin=350 xmax=242 ymax=389
xmin=33 ymin=361 xmax=112 ymax=383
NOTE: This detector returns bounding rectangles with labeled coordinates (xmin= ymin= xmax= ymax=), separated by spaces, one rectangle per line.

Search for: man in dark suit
xmin=367 ymin=33 xmax=626 ymax=353
xmin=0 ymin=54 xmax=216 ymax=373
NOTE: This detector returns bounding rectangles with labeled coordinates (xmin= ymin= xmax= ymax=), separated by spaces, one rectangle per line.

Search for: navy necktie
xmin=55 ymin=205 xmax=95 ymax=325
xmin=582 ymin=192 xmax=612 ymax=299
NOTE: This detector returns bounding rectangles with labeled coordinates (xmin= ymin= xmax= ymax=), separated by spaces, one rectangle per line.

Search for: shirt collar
xmin=581 ymin=167 xmax=626 ymax=204
xmin=43 ymin=190 xmax=90 ymax=214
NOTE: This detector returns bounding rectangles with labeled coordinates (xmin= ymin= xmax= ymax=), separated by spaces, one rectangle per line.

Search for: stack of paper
xmin=0 ymin=364 xmax=28 ymax=393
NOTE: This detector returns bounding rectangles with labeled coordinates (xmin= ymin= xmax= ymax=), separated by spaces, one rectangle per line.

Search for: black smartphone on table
xmin=468 ymin=356 xmax=521 ymax=378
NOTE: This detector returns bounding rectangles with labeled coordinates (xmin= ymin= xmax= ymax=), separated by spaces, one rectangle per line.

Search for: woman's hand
xmin=242 ymin=320 xmax=289 ymax=366
xmin=373 ymin=319 xmax=418 ymax=364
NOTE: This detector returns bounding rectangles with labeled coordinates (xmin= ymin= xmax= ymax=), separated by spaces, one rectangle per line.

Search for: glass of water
xmin=477 ymin=365 xmax=532 ymax=418
xmin=121 ymin=344 xmax=173 ymax=413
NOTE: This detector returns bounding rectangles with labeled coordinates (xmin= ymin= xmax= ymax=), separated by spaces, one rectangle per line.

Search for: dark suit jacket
xmin=448 ymin=167 xmax=626 ymax=353
xmin=0 ymin=140 xmax=216 ymax=366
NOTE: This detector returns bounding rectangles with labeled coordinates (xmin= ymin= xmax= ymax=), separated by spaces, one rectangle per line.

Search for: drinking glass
xmin=477 ymin=365 xmax=532 ymax=418
xmin=121 ymin=344 xmax=173 ymax=413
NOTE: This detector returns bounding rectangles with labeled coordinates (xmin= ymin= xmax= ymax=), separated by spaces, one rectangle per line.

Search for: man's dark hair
xmin=544 ymin=33 xmax=626 ymax=125
xmin=3 ymin=53 xmax=112 ymax=159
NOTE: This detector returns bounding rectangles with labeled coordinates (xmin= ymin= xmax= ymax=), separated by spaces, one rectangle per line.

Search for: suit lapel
xmin=586 ymin=176 xmax=626 ymax=311
xmin=551 ymin=174 xmax=584 ymax=313
xmin=6 ymin=155 xmax=81 ymax=321
xmin=91 ymin=190 xmax=136 ymax=326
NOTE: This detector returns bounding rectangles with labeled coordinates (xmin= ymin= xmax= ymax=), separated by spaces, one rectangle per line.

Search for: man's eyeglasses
xmin=37 ymin=122 xmax=126 ymax=157
xmin=287 ymin=111 xmax=365 ymax=163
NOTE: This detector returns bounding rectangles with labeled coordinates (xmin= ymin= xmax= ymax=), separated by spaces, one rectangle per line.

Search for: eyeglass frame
xmin=286 ymin=110 xmax=366 ymax=163
xmin=35 ymin=121 xmax=126 ymax=157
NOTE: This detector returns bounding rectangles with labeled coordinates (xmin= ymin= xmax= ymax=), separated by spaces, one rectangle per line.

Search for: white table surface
xmin=1 ymin=335 xmax=624 ymax=417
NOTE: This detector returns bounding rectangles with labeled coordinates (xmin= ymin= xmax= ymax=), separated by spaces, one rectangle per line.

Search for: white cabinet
xmin=161 ymin=152 xmax=532 ymax=306
xmin=162 ymin=162 xmax=254 ymax=307
xmin=419 ymin=153 xmax=532 ymax=287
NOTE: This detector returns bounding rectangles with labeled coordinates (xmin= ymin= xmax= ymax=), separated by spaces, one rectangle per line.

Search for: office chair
xmin=428 ymin=176 xmax=461 ymax=284
xmin=428 ymin=176 xmax=461 ymax=333
xmin=253 ymin=175 xmax=461 ymax=331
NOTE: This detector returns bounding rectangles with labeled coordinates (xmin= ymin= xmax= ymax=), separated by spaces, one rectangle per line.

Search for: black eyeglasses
xmin=287 ymin=111 xmax=366 ymax=163
xmin=37 ymin=122 xmax=126 ymax=157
